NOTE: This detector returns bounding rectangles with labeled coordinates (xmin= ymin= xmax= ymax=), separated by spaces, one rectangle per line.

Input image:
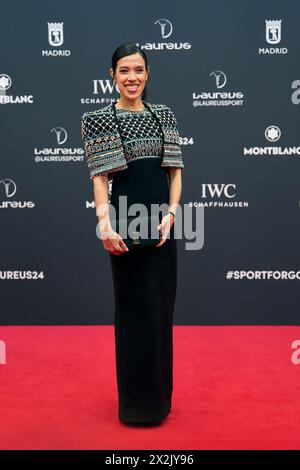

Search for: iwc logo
xmin=81 ymin=79 xmax=118 ymax=105
xmin=189 ymin=183 xmax=249 ymax=209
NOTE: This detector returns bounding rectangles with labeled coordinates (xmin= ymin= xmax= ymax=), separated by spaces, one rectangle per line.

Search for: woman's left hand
xmin=156 ymin=214 xmax=175 ymax=247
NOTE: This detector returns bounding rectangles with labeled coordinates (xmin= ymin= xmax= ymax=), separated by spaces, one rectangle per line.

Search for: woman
xmin=81 ymin=42 xmax=184 ymax=426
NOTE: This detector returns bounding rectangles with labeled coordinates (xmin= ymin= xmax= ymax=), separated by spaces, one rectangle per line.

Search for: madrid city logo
xmin=34 ymin=127 xmax=84 ymax=163
xmin=192 ymin=71 xmax=244 ymax=107
xmin=48 ymin=22 xmax=64 ymax=46
xmin=42 ymin=22 xmax=71 ymax=56
xmin=266 ymin=20 xmax=281 ymax=44
xmin=0 ymin=178 xmax=35 ymax=208
xmin=136 ymin=18 xmax=191 ymax=51
xmin=244 ymin=125 xmax=300 ymax=156
xmin=0 ymin=74 xmax=33 ymax=104
xmin=258 ymin=20 xmax=287 ymax=55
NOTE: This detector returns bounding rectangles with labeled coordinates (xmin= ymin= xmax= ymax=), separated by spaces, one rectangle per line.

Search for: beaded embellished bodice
xmin=115 ymin=108 xmax=163 ymax=164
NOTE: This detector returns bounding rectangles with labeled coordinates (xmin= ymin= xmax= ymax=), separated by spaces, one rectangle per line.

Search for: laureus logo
xmin=0 ymin=178 xmax=17 ymax=198
xmin=51 ymin=127 xmax=68 ymax=145
xmin=193 ymin=71 xmax=244 ymax=107
xmin=0 ymin=179 xmax=35 ymax=208
xmin=154 ymin=19 xmax=173 ymax=38
xmin=136 ymin=19 xmax=191 ymax=51
xmin=209 ymin=71 xmax=227 ymax=89
xmin=34 ymin=127 xmax=84 ymax=163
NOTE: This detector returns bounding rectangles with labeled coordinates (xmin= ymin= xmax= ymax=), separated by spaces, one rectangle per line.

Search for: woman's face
xmin=110 ymin=53 xmax=149 ymax=101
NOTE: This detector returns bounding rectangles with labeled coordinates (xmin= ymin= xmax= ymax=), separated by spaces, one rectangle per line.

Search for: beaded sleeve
xmin=81 ymin=110 xmax=128 ymax=179
xmin=161 ymin=107 xmax=184 ymax=169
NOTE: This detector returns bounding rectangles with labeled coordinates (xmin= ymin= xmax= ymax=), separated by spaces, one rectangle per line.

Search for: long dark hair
xmin=111 ymin=42 xmax=150 ymax=101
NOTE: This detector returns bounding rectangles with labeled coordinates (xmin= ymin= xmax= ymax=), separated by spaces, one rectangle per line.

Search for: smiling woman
xmin=109 ymin=48 xmax=149 ymax=110
xmin=81 ymin=41 xmax=184 ymax=427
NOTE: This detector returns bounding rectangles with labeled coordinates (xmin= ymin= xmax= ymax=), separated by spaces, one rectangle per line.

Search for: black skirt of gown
xmin=109 ymin=156 xmax=177 ymax=424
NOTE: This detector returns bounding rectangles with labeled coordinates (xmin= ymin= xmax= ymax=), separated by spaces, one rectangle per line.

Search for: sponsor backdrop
xmin=0 ymin=0 xmax=299 ymax=324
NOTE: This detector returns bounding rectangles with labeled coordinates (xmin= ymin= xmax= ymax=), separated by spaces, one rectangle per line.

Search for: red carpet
xmin=0 ymin=325 xmax=299 ymax=450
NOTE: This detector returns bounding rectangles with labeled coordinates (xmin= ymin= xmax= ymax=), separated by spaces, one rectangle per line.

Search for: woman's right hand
xmin=102 ymin=228 xmax=129 ymax=255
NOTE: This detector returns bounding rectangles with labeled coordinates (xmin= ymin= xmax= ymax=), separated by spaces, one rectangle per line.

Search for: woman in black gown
xmin=82 ymin=42 xmax=184 ymax=426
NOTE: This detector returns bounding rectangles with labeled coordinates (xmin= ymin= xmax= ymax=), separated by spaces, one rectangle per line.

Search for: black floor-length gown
xmin=108 ymin=107 xmax=177 ymax=424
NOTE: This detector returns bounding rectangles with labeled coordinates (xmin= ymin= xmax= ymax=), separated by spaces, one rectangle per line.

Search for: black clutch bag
xmin=115 ymin=214 xmax=161 ymax=249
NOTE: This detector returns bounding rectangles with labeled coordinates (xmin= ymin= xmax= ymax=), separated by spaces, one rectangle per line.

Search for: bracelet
xmin=168 ymin=210 xmax=176 ymax=220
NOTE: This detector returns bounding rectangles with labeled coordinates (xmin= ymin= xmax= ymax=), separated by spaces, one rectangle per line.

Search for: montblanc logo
xmin=258 ymin=20 xmax=288 ymax=55
xmin=291 ymin=80 xmax=300 ymax=105
xmin=244 ymin=126 xmax=300 ymax=156
xmin=136 ymin=19 xmax=191 ymax=51
xmin=81 ymin=79 xmax=117 ymax=105
xmin=0 ymin=74 xmax=34 ymax=104
xmin=192 ymin=71 xmax=244 ymax=107
xmin=34 ymin=127 xmax=84 ymax=163
xmin=265 ymin=125 xmax=281 ymax=142
xmin=189 ymin=184 xmax=249 ymax=209
xmin=0 ymin=178 xmax=35 ymax=208
xmin=42 ymin=22 xmax=71 ymax=57
xmin=0 ymin=74 xmax=11 ymax=91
